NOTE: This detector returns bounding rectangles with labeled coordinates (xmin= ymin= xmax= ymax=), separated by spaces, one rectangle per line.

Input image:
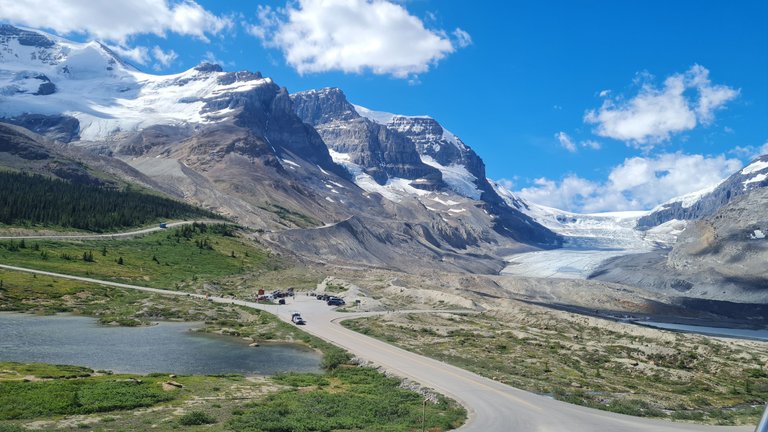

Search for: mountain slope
xmin=590 ymin=186 xmax=768 ymax=303
xmin=0 ymin=25 xmax=559 ymax=273
xmin=637 ymin=155 xmax=768 ymax=229
xmin=290 ymin=88 xmax=560 ymax=247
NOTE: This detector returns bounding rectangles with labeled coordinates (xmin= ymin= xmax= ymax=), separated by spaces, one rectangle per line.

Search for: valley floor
xmin=2 ymin=262 xmax=764 ymax=430
xmin=501 ymin=247 xmax=647 ymax=279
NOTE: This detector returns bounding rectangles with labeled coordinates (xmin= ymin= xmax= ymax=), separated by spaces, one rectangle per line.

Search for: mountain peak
xmin=292 ymin=87 xmax=360 ymax=125
xmin=0 ymin=24 xmax=56 ymax=48
xmin=194 ymin=62 xmax=223 ymax=73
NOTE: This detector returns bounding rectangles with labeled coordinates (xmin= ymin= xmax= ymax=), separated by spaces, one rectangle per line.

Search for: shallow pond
xmin=0 ymin=312 xmax=321 ymax=375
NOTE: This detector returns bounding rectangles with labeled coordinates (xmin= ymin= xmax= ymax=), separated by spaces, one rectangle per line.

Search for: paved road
xmin=0 ymin=220 xmax=230 ymax=240
xmin=0 ymin=264 xmax=753 ymax=432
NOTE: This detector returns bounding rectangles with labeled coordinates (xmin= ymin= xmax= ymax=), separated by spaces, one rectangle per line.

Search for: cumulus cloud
xmin=0 ymin=0 xmax=232 ymax=43
xmin=516 ymin=153 xmax=742 ymax=212
xmin=585 ymin=65 xmax=739 ymax=147
xmin=730 ymin=141 xmax=768 ymax=160
xmin=152 ymin=46 xmax=178 ymax=69
xmin=105 ymin=44 xmax=150 ymax=65
xmin=247 ymin=0 xmax=465 ymax=78
xmin=556 ymin=131 xmax=577 ymax=153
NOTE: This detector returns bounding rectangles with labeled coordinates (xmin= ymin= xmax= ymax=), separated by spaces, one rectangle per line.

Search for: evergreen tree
xmin=0 ymin=171 xmax=219 ymax=231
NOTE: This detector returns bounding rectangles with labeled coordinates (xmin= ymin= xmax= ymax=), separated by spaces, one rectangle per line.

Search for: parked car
xmin=327 ymin=297 xmax=345 ymax=306
xmin=291 ymin=313 xmax=305 ymax=325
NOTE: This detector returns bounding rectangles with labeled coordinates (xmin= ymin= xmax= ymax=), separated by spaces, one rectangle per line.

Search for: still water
xmin=638 ymin=321 xmax=768 ymax=342
xmin=0 ymin=312 xmax=321 ymax=374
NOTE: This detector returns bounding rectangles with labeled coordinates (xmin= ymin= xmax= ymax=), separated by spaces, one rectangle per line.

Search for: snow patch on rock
xmin=420 ymin=155 xmax=481 ymax=199
xmin=744 ymin=173 xmax=767 ymax=189
xmin=741 ymin=160 xmax=768 ymax=176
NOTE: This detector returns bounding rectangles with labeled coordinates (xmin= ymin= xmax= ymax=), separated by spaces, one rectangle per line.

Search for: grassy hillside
xmin=0 ymin=223 xmax=275 ymax=291
xmin=0 ymin=171 xmax=219 ymax=232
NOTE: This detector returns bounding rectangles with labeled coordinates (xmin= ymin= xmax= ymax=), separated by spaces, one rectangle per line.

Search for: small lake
xmin=0 ymin=312 xmax=321 ymax=375
xmin=638 ymin=321 xmax=768 ymax=342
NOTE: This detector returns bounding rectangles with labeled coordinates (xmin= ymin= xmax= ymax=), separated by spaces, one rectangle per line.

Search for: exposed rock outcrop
xmin=591 ymin=187 xmax=768 ymax=304
xmin=637 ymin=155 xmax=768 ymax=229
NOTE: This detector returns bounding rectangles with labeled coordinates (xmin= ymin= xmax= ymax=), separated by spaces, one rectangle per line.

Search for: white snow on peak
xmin=650 ymin=179 xmax=725 ymax=211
xmin=352 ymin=104 xmax=432 ymax=125
xmin=420 ymin=155 xmax=481 ymax=199
xmin=741 ymin=159 xmax=768 ymax=175
xmin=328 ymin=148 xmax=429 ymax=203
xmin=441 ymin=127 xmax=467 ymax=150
xmin=490 ymin=180 xmax=524 ymax=209
xmin=0 ymin=29 xmax=272 ymax=140
xmin=353 ymin=103 xmax=467 ymax=155
xmin=352 ymin=104 xmax=396 ymax=125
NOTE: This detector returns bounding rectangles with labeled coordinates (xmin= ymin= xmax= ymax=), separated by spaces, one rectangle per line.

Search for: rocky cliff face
xmin=667 ymin=187 xmax=768 ymax=287
xmin=291 ymin=88 xmax=560 ymax=247
xmin=590 ymin=187 xmax=768 ymax=304
xmin=637 ymin=155 xmax=768 ymax=229
xmin=292 ymin=88 xmax=442 ymax=188
xmin=0 ymin=26 xmax=561 ymax=273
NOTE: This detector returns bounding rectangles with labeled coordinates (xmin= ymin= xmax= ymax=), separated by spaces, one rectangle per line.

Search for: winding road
xmin=0 ymin=263 xmax=757 ymax=431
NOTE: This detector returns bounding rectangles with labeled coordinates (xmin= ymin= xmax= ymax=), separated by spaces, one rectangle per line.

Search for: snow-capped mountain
xmin=0 ymin=25 xmax=258 ymax=140
xmin=290 ymin=87 xmax=560 ymax=246
xmin=637 ymin=154 xmax=768 ymax=229
xmin=0 ymin=25 xmax=561 ymax=274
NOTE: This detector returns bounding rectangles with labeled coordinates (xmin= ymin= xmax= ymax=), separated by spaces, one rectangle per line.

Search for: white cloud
xmin=106 ymin=44 xmax=150 ymax=65
xmin=0 ymin=0 xmax=232 ymax=43
xmin=556 ymin=132 xmax=602 ymax=152
xmin=731 ymin=141 xmax=768 ymax=159
xmin=516 ymin=153 xmax=742 ymax=212
xmin=247 ymin=0 xmax=464 ymax=78
xmin=495 ymin=178 xmax=515 ymax=190
xmin=556 ymin=131 xmax=577 ymax=153
xmin=453 ymin=28 xmax=472 ymax=48
xmin=581 ymin=140 xmax=602 ymax=150
xmin=517 ymin=176 xmax=599 ymax=211
xmin=152 ymin=46 xmax=178 ymax=69
xmin=585 ymin=65 xmax=738 ymax=147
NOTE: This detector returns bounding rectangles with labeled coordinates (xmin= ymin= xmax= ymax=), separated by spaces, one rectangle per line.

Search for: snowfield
xmin=0 ymin=28 xmax=272 ymax=140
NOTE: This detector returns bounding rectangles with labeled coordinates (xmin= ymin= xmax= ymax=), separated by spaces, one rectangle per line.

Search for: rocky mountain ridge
xmin=0 ymin=25 xmax=560 ymax=274
xmin=637 ymin=155 xmax=768 ymax=229
xmin=590 ymin=186 xmax=768 ymax=303
xmin=290 ymin=87 xmax=559 ymax=246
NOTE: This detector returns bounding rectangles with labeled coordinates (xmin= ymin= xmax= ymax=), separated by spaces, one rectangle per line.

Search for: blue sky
xmin=1 ymin=0 xmax=766 ymax=212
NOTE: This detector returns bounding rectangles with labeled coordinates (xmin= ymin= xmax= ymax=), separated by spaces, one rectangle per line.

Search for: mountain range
xmin=0 ymin=24 xmax=765 ymax=306
xmin=0 ymin=24 xmax=558 ymax=275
